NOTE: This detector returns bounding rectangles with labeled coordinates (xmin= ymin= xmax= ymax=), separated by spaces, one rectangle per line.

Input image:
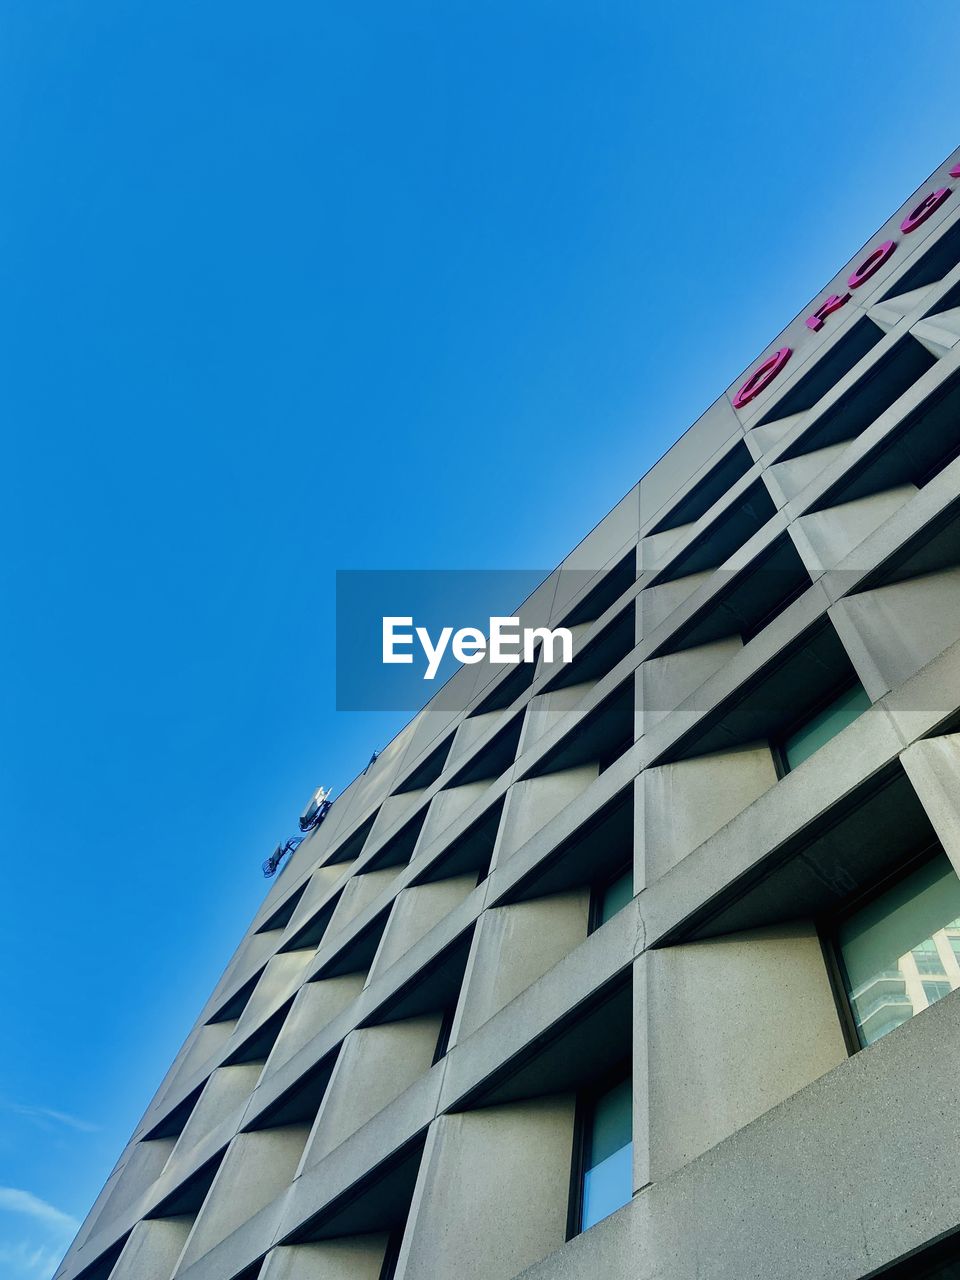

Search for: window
xmin=379 ymin=1231 xmax=403 ymax=1280
xmin=590 ymin=865 xmax=633 ymax=932
xmin=913 ymin=940 xmax=946 ymax=975
xmin=923 ymin=980 xmax=953 ymax=1003
xmin=432 ymin=1004 xmax=457 ymax=1064
xmin=834 ymin=852 xmax=960 ymax=1048
xmin=572 ymin=1072 xmax=632 ymax=1234
xmin=775 ymin=681 xmax=871 ymax=774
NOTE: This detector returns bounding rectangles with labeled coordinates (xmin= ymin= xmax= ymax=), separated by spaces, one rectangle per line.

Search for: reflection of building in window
xmin=838 ymin=854 xmax=960 ymax=1047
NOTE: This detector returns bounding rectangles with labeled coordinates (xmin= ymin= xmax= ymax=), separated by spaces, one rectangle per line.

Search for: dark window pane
xmin=782 ymin=682 xmax=871 ymax=772
xmin=599 ymin=868 xmax=633 ymax=926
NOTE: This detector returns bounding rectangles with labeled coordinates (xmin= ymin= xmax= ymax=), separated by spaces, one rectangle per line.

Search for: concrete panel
xmin=638 ymin=523 xmax=694 ymax=575
xmin=440 ymin=903 xmax=638 ymax=1115
xmin=792 ymin=485 xmax=918 ymax=572
xmin=641 ymin=743 xmax=778 ymax=883
xmin=453 ymin=892 xmax=590 ymax=1041
xmin=520 ymin=682 xmax=600 ymax=752
xmin=493 ymin=767 xmax=599 ymax=868
xmin=881 ymin=632 xmax=960 ymax=748
xmin=640 ymin=702 xmax=911 ymax=949
xmin=325 ymin=868 xmax=399 ymax=938
xmin=765 ymin=441 xmax=850 ymax=505
xmin=413 ymin=783 xmax=490 ymax=854
xmin=518 ymin=976 xmax=960 ymax=1280
xmin=402 ymin=703 xmax=477 ymax=776
xmin=639 ymin=635 xmax=743 ymax=733
xmin=261 ymin=975 xmax=366 ymax=1076
xmin=111 ymin=1216 xmax=192 ymax=1280
xmin=177 ymin=1126 xmax=310 ymax=1269
xmin=901 ymin=733 xmax=960 ymax=876
xmin=304 ymin=1017 xmax=442 ymax=1164
xmin=829 ymin=567 xmax=960 ymax=696
xmin=279 ymin=1066 xmax=441 ymax=1246
xmin=171 ymin=1065 xmax=261 ymax=1159
xmin=396 ymin=1100 xmax=575 ymax=1280
xmin=369 ymin=877 xmax=478 ymax=980
xmin=367 ymin=792 xmax=428 ymax=847
xmin=910 ymin=306 xmax=960 ymax=357
xmin=169 ymin=1023 xmax=235 ymax=1091
xmin=551 ymin=486 xmax=639 ymax=621
xmin=446 ymin=711 xmax=505 ymax=769
xmin=260 ymin=1237 xmax=389 ymax=1280
xmin=749 ymin=411 xmax=806 ymax=458
xmin=88 ymin=1138 xmax=175 ymax=1232
xmin=233 ymin=950 xmax=315 ymax=1041
xmin=530 ymin=620 xmax=593 ymax=683
xmin=868 ymin=282 xmax=938 ymax=331
xmin=645 ymin=923 xmax=848 ymax=1181
xmin=214 ymin=929 xmax=284 ymax=999
xmin=281 ymin=861 xmax=356 ymax=942
xmin=638 ymin=398 xmax=742 ymax=533
xmin=637 ymin=571 xmax=713 ymax=640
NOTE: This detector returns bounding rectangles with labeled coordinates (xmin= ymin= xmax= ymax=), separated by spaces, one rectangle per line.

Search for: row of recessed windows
xmin=573 ymin=842 xmax=960 ymax=1235
xmin=221 ymin=656 xmax=925 ymax=1254
xmin=648 ymin=222 xmax=960 ymax=542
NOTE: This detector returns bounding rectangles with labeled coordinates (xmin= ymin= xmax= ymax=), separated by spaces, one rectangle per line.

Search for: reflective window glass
xmin=837 ymin=852 xmax=960 ymax=1047
xmin=580 ymin=1075 xmax=632 ymax=1231
xmin=781 ymin=681 xmax=871 ymax=772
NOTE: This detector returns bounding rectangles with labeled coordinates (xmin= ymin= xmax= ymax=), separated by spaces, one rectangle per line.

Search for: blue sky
xmin=2 ymin=2 xmax=960 ymax=1276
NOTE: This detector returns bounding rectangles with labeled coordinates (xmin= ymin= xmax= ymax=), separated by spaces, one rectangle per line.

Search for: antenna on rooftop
xmin=299 ymin=785 xmax=333 ymax=832
xmin=262 ymin=785 xmax=335 ymax=878
xmin=262 ymin=836 xmax=304 ymax=879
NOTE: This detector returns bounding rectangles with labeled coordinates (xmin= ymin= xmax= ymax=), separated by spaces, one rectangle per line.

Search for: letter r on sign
xmin=806 ymin=293 xmax=850 ymax=332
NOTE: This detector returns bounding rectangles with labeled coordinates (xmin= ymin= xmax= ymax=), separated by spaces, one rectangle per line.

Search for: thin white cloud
xmin=5 ymin=1104 xmax=99 ymax=1135
xmin=0 ymin=1239 xmax=65 ymax=1279
xmin=0 ymin=1188 xmax=80 ymax=1236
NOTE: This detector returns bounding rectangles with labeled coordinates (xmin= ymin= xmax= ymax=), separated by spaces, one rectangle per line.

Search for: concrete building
xmin=57 ymin=145 xmax=960 ymax=1280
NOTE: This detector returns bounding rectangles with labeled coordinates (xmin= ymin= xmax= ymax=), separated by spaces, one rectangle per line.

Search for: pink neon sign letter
xmin=806 ymin=293 xmax=850 ymax=332
xmin=848 ymin=240 xmax=896 ymax=289
xmin=732 ymin=347 xmax=792 ymax=410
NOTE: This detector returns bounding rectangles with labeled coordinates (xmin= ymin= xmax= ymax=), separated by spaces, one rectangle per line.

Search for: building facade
xmin=58 ymin=146 xmax=960 ymax=1280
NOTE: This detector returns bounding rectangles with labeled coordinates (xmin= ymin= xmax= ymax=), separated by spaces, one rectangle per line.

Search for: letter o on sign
xmin=732 ymin=347 xmax=792 ymax=410
xmin=848 ymin=239 xmax=896 ymax=289
xmin=901 ymin=187 xmax=951 ymax=233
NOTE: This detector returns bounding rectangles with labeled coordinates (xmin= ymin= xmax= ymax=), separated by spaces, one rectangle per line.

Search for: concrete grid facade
xmin=58 ymin=146 xmax=960 ymax=1280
